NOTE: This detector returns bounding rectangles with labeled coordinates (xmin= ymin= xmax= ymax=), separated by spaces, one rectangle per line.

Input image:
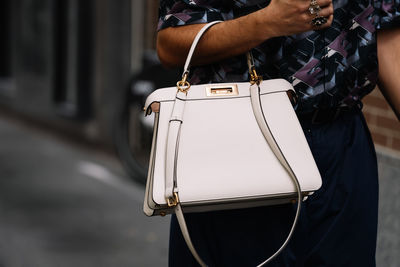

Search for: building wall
xmin=363 ymin=88 xmax=400 ymax=153
xmin=0 ymin=0 xmax=138 ymax=146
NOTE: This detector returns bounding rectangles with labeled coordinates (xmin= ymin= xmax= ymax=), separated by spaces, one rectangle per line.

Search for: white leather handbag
xmin=143 ymin=21 xmax=322 ymax=267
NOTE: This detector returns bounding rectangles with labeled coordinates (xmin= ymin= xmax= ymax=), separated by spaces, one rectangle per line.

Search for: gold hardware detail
xmin=206 ymin=84 xmax=239 ymax=97
xmin=150 ymin=102 xmax=160 ymax=113
xmin=167 ymin=192 xmax=179 ymax=207
xmin=160 ymin=211 xmax=167 ymax=217
xmin=177 ymin=73 xmax=191 ymax=93
xmin=249 ymin=67 xmax=262 ymax=85
xmin=286 ymin=90 xmax=298 ymax=107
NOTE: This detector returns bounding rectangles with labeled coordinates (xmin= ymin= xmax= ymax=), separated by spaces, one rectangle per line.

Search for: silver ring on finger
xmin=309 ymin=0 xmax=321 ymax=16
xmin=311 ymin=16 xmax=328 ymax=27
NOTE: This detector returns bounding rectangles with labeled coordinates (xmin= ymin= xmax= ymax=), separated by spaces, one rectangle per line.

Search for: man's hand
xmin=377 ymin=28 xmax=400 ymax=121
xmin=261 ymin=0 xmax=333 ymax=38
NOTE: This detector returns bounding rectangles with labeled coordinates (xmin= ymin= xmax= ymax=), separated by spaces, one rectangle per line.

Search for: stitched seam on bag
xmin=173 ymin=124 xmax=182 ymax=190
xmin=173 ymin=90 xmax=290 ymax=102
xmin=150 ymin=113 xmax=161 ymax=207
xmin=180 ymin=193 xmax=298 ymax=205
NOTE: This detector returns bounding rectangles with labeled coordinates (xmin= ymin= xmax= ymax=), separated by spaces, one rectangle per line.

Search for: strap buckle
xmin=177 ymin=72 xmax=191 ymax=93
xmin=247 ymin=52 xmax=262 ymax=85
xmin=249 ymin=67 xmax=262 ymax=85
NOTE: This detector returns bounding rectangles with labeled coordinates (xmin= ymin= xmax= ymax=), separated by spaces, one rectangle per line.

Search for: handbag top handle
xmin=177 ymin=21 xmax=262 ymax=93
xmin=182 ymin=21 xmax=222 ymax=77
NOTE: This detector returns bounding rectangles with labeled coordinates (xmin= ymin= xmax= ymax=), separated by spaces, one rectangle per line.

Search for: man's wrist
xmin=249 ymin=7 xmax=279 ymax=41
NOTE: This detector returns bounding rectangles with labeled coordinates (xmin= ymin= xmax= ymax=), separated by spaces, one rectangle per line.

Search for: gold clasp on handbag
xmin=177 ymin=72 xmax=191 ymax=93
xmin=167 ymin=192 xmax=180 ymax=207
xmin=206 ymin=84 xmax=239 ymax=97
xmin=249 ymin=67 xmax=262 ymax=85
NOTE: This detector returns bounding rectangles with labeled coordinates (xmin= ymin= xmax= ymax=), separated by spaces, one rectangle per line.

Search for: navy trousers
xmin=169 ymin=108 xmax=378 ymax=267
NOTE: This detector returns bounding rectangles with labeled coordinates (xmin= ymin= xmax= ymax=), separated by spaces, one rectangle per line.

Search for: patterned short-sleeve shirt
xmin=158 ymin=0 xmax=400 ymax=113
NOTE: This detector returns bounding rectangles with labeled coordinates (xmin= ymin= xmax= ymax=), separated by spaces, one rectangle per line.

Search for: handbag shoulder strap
xmin=167 ymin=22 xmax=302 ymax=267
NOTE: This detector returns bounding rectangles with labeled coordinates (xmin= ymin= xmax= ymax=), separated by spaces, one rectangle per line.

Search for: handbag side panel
xmin=143 ymin=112 xmax=159 ymax=216
xmin=259 ymin=92 xmax=322 ymax=191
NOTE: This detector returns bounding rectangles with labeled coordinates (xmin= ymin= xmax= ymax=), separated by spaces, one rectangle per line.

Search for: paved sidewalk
xmin=0 ymin=115 xmax=398 ymax=267
xmin=0 ymin=117 xmax=169 ymax=267
xmin=376 ymin=150 xmax=400 ymax=267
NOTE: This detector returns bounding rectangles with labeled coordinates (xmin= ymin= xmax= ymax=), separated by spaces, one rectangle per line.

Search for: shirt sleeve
xmin=158 ymin=0 xmax=234 ymax=31
xmin=375 ymin=0 xmax=400 ymax=30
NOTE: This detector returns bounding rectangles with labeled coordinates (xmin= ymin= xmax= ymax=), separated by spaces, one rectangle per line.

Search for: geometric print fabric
xmin=159 ymin=0 xmax=400 ymax=112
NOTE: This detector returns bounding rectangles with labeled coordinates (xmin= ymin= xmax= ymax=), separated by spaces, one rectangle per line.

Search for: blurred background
xmin=0 ymin=0 xmax=399 ymax=266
